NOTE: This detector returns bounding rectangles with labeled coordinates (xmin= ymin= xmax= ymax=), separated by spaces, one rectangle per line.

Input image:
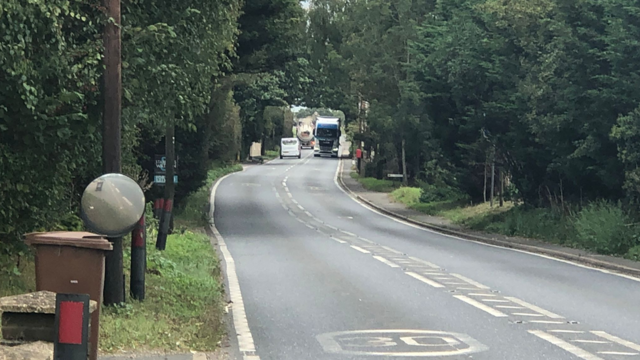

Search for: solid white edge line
xmin=209 ymin=173 xmax=259 ymax=360
xmin=453 ymin=295 xmax=508 ymax=317
xmin=350 ymin=245 xmax=370 ymax=254
xmin=333 ymin=159 xmax=640 ymax=283
xmin=332 ymin=237 xmax=347 ymax=244
xmin=373 ymin=256 xmax=400 ymax=268
xmin=450 ymin=273 xmax=490 ymax=289
xmin=405 ymin=272 xmax=444 ymax=288
xmin=528 ymin=330 xmax=604 ymax=360
xmin=591 ymin=331 xmax=640 ymax=351
xmin=504 ymin=296 xmax=564 ymax=319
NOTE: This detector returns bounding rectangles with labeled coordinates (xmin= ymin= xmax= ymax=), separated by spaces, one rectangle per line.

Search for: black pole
xmin=130 ymin=216 xmax=146 ymax=300
xmin=156 ymin=123 xmax=175 ymax=250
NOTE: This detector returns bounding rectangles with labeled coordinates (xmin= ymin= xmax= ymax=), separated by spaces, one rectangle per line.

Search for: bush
xmin=572 ymin=201 xmax=636 ymax=255
xmin=625 ymin=245 xmax=640 ymax=261
xmin=391 ymin=187 xmax=422 ymax=205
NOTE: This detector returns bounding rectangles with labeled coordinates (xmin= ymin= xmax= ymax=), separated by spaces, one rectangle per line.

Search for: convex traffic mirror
xmin=80 ymin=173 xmax=145 ymax=237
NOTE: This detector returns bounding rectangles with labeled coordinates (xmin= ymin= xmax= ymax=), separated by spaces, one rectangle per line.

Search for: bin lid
xmin=24 ymin=231 xmax=113 ymax=251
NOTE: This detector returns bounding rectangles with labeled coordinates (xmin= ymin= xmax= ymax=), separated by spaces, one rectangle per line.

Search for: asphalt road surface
xmin=212 ymin=149 xmax=640 ymax=360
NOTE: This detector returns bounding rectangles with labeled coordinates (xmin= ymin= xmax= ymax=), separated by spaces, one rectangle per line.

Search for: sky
xmin=302 ymin=0 xmax=310 ymax=9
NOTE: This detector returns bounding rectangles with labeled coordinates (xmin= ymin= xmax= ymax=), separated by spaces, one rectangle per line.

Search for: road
xmin=212 ymin=149 xmax=640 ymax=360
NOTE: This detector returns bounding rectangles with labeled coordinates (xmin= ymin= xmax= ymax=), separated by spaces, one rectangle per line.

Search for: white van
xmin=280 ymin=138 xmax=301 ymax=159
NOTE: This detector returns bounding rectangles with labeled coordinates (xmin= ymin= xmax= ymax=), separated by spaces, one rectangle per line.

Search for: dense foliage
xmin=304 ymin=0 xmax=640 ymax=208
xmin=0 ymin=0 xmax=304 ymax=256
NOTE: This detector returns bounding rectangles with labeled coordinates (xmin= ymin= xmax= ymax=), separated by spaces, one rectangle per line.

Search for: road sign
xmin=154 ymin=175 xmax=178 ymax=184
xmin=154 ymin=155 xmax=178 ymax=186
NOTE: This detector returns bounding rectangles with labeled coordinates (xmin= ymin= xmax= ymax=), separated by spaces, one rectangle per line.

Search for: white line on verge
xmin=333 ymin=159 xmax=640 ymax=284
xmin=209 ymin=174 xmax=259 ymax=360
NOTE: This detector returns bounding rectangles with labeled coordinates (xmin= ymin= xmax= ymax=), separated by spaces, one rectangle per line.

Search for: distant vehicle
xmin=314 ymin=116 xmax=341 ymax=158
xmin=280 ymin=138 xmax=301 ymax=159
xmin=296 ymin=114 xmax=316 ymax=149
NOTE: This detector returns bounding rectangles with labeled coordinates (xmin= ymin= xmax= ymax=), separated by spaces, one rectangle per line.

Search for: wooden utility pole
xmin=156 ymin=123 xmax=175 ymax=250
xmin=401 ymin=138 xmax=408 ymax=186
xmin=102 ymin=0 xmax=124 ymax=306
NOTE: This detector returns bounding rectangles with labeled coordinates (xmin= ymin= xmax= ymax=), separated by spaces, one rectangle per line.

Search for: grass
xmin=351 ymin=172 xmax=401 ymax=192
xmin=99 ymin=225 xmax=225 ymax=354
xmin=263 ymin=149 xmax=280 ymax=161
xmin=174 ymin=163 xmax=242 ymax=229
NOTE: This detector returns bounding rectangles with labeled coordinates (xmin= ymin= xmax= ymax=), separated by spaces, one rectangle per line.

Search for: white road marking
xmin=512 ymin=313 xmax=545 ymax=317
xmin=287 ymin=192 xmax=293 ymax=198
xmin=528 ymin=330 xmax=604 ymax=360
xmin=480 ymin=299 xmax=510 ymax=303
xmin=408 ymin=256 xmax=440 ymax=268
xmin=450 ymin=274 xmax=490 ymax=289
xmin=442 ymin=282 xmax=467 ymax=285
xmin=281 ymin=204 xmax=287 ymax=210
xmin=468 ymin=293 xmax=497 ymax=297
xmin=351 ymin=245 xmax=370 ymax=254
xmin=340 ymin=230 xmax=357 ymax=236
xmin=326 ymin=224 xmax=338 ymax=230
xmin=405 ymin=272 xmax=444 ymax=288
xmin=304 ymin=211 xmax=313 ymax=217
xmin=305 ymin=224 xmax=315 ymax=230
xmin=332 ymin=237 xmax=347 ymax=244
xmin=494 ymin=305 xmax=524 ymax=309
xmin=316 ymin=329 xmax=488 ymax=357
xmin=598 ymin=351 xmax=639 ymax=356
xmin=381 ymin=245 xmax=402 ymax=254
xmin=549 ymin=330 xmax=585 ymax=334
xmin=292 ymin=199 xmax=298 ymax=204
xmin=456 ymin=287 xmax=480 ymax=290
xmin=454 ymin=295 xmax=508 ymax=317
xmin=505 ymin=297 xmax=564 ymax=319
xmin=591 ymin=331 xmax=640 ymax=351
xmin=359 ymin=238 xmax=375 ymax=244
xmin=275 ymin=193 xmax=280 ymax=198
xmin=209 ymin=174 xmax=259 ymax=360
xmin=572 ymin=340 xmax=610 ymax=344
xmin=373 ymin=256 xmax=400 ymax=268
xmin=335 ymin=160 xmax=640 ymax=283
xmin=529 ymin=320 xmax=566 ymax=324
xmin=298 ymin=205 xmax=305 ymax=210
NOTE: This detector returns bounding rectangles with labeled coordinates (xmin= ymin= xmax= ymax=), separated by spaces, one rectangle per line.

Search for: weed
xmin=357 ymin=177 xmax=400 ymax=192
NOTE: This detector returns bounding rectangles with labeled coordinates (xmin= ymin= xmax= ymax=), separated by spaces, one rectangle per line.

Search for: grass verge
xmin=350 ymin=172 xmax=400 ymax=192
xmin=99 ymin=222 xmax=225 ymax=353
